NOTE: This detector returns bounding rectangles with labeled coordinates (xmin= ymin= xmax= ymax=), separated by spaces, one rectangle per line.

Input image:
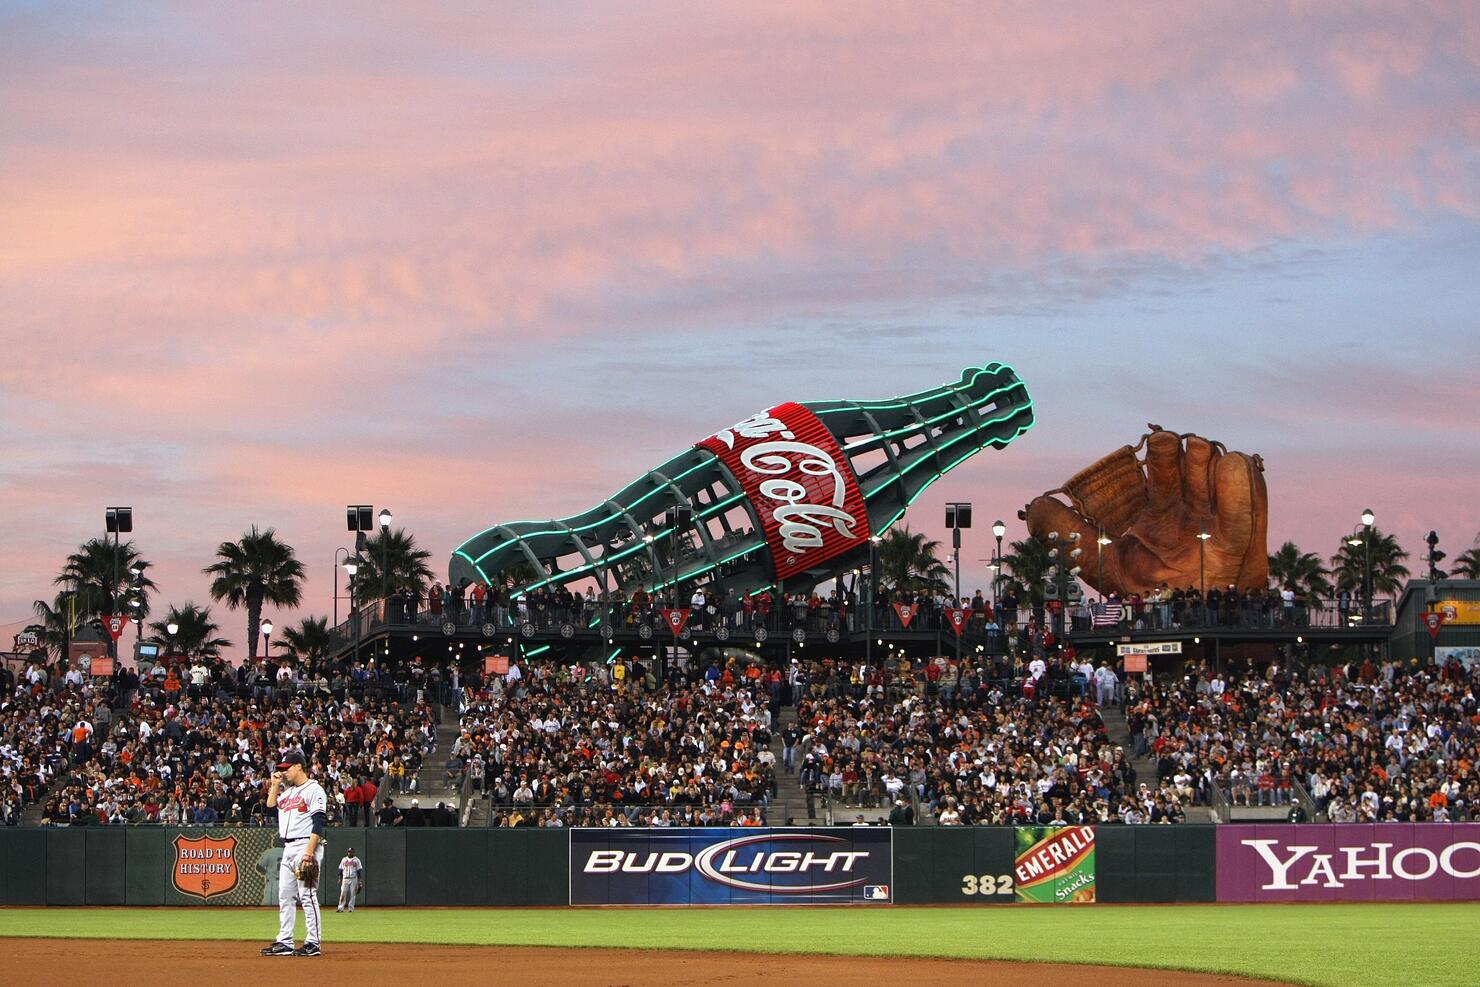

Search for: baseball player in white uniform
xmin=337 ymin=847 xmax=363 ymax=912
xmin=260 ymin=751 xmax=327 ymax=957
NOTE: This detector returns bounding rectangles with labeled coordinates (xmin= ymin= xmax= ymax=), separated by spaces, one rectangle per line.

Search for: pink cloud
xmin=2 ymin=3 xmax=1478 ymax=650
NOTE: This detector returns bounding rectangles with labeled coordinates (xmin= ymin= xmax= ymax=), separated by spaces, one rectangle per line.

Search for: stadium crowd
xmin=449 ymin=658 xmax=779 ymax=828
xmin=0 ymin=654 xmax=437 ymax=827
xmin=7 ymin=616 xmax=1475 ymax=829
xmin=1125 ymin=656 xmax=1479 ymax=822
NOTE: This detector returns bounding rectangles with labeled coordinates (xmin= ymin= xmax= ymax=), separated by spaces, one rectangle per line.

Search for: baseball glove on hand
xmin=297 ymin=856 xmax=319 ymax=890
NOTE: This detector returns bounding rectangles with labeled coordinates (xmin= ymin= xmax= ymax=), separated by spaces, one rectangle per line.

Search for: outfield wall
xmin=0 ymin=824 xmax=1474 ymax=906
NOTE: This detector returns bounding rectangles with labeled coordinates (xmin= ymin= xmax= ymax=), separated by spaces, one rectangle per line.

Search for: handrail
xmin=1207 ymin=778 xmax=1232 ymax=824
xmin=1291 ymin=777 xmax=1319 ymax=822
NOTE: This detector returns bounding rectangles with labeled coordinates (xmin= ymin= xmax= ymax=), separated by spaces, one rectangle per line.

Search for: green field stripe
xmin=0 ymin=903 xmax=1473 ymax=987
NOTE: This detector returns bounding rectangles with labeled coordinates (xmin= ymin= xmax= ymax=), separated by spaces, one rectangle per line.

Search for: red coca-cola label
xmin=698 ymin=402 xmax=872 ymax=583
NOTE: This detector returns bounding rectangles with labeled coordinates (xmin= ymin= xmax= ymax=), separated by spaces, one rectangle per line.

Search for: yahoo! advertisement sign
xmin=570 ymin=828 xmax=892 ymax=905
xmin=1218 ymin=825 xmax=1480 ymax=902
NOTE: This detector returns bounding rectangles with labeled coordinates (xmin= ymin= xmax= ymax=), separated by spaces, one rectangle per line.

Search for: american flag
xmin=1092 ymin=600 xmax=1123 ymax=628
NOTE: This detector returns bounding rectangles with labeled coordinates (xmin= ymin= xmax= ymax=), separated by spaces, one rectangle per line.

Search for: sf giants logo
xmin=172 ymin=834 xmax=239 ymax=900
xmin=698 ymin=402 xmax=871 ymax=581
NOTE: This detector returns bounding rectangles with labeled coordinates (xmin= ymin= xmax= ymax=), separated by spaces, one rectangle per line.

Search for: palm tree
xmin=346 ymin=528 xmax=434 ymax=601
xmin=876 ymin=525 xmax=950 ymax=595
xmin=147 ymin=603 xmax=232 ymax=658
xmin=1453 ymin=535 xmax=1480 ymax=579
xmin=1000 ymin=537 xmax=1053 ymax=608
xmin=28 ymin=591 xmax=81 ymax=658
xmin=54 ymin=538 xmax=157 ymax=623
xmin=1453 ymin=548 xmax=1480 ymax=579
xmin=204 ymin=527 xmax=305 ymax=660
xmin=1268 ymin=541 xmax=1333 ymax=599
xmin=275 ymin=616 xmax=332 ymax=666
xmin=1330 ymin=528 xmax=1410 ymax=600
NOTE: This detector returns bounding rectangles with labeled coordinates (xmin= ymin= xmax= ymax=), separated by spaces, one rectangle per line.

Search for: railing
xmin=1290 ymin=777 xmax=1319 ymax=823
xmin=332 ymin=596 xmax=1018 ymax=648
xmin=1069 ymin=597 xmax=1395 ymax=633
xmin=1207 ymin=780 xmax=1231 ymax=824
xmin=331 ymin=594 xmax=1396 ymax=657
xmin=462 ymin=800 xmax=774 ymax=828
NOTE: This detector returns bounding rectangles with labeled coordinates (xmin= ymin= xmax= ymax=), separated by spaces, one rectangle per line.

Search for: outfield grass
xmin=1 ymin=903 xmax=1476 ymax=987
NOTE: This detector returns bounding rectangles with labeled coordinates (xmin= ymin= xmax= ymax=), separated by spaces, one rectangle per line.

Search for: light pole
xmin=1044 ymin=531 xmax=1081 ymax=642
xmin=166 ymin=621 xmax=179 ymax=659
xmin=334 ymin=547 xmax=353 ymax=625
xmin=992 ymin=519 xmax=1005 ymax=612
xmin=104 ymin=507 xmax=133 ymax=662
xmin=867 ymin=534 xmax=881 ymax=665
xmin=946 ymin=503 xmax=972 ymax=666
xmin=1197 ymin=531 xmax=1212 ymax=618
xmin=262 ymin=620 xmax=273 ymax=663
xmin=345 ymin=559 xmax=360 ymax=662
xmin=1360 ymin=507 xmax=1374 ymax=623
xmin=1096 ymin=529 xmax=1112 ymax=603
xmin=378 ymin=509 xmax=393 ymax=605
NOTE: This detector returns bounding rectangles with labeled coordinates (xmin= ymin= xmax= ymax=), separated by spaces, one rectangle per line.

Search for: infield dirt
xmin=10 ymin=938 xmax=1298 ymax=986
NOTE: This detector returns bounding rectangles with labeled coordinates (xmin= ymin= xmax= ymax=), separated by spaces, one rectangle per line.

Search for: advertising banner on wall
xmin=165 ymin=828 xmax=276 ymax=906
xmin=1435 ymin=601 xmax=1480 ymax=625
xmin=1217 ymin=824 xmax=1480 ymax=902
xmin=1436 ymin=646 xmax=1480 ymax=669
xmin=570 ymin=827 xmax=893 ymax=905
xmin=1013 ymin=826 xmax=1096 ymax=902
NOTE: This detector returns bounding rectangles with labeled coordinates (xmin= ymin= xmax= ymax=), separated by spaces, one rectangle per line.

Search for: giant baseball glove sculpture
xmin=1021 ymin=425 xmax=1268 ymax=596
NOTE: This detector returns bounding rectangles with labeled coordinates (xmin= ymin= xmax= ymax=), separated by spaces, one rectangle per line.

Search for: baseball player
xmin=260 ymin=751 xmax=326 ymax=957
xmin=337 ymin=847 xmax=363 ymax=912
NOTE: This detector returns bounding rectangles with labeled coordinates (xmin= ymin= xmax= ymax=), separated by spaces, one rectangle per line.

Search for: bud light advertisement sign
xmin=1217 ymin=824 xmax=1480 ymax=902
xmin=570 ymin=828 xmax=893 ymax=905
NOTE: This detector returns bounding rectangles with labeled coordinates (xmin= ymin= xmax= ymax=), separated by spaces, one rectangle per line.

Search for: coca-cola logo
xmin=714 ymin=412 xmax=861 ymax=552
xmin=699 ymin=403 xmax=871 ymax=582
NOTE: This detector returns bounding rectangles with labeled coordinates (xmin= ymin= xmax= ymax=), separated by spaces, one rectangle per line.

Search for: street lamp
xmin=262 ymin=620 xmax=273 ymax=660
xmin=344 ymin=558 xmax=361 ymax=662
xmin=1197 ymin=532 xmax=1213 ymax=615
xmin=1096 ymin=529 xmax=1113 ymax=603
xmin=867 ymin=535 xmax=882 ymax=665
xmin=1360 ymin=508 xmax=1374 ymax=623
xmin=378 ymin=509 xmax=393 ymax=603
xmin=992 ymin=519 xmax=1006 ymax=611
xmin=105 ymin=506 xmax=134 ymax=661
xmin=334 ymin=547 xmax=354 ymax=625
xmin=946 ymin=503 xmax=972 ymax=667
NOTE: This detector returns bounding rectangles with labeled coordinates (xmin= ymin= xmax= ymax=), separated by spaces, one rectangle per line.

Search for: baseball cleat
xmin=336 ymin=906 xmax=344 ymax=912
xmin=295 ymin=942 xmax=321 ymax=957
xmin=261 ymin=942 xmax=295 ymax=956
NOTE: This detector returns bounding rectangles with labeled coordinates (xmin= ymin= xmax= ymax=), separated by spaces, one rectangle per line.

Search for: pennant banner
xmin=1424 ymin=611 xmax=1447 ymax=641
xmin=103 ymin=615 xmax=128 ymax=642
xmin=893 ymin=602 xmax=918 ymax=629
xmin=945 ymin=607 xmax=968 ymax=636
xmin=660 ymin=608 xmax=692 ymax=637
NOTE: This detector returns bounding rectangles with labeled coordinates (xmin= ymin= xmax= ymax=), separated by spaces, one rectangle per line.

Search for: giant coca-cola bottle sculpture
xmin=450 ymin=363 xmax=1032 ymax=598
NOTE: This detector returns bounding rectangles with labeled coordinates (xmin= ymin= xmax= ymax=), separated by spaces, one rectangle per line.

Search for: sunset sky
xmin=2 ymin=3 xmax=1477 ymax=656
